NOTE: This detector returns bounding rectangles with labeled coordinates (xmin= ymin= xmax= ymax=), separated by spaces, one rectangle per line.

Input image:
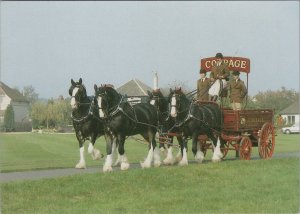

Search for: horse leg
xmin=75 ymin=132 xmax=86 ymax=169
xmin=175 ymin=136 xmax=183 ymax=163
xmin=103 ymin=133 xmax=114 ymax=172
xmin=212 ymin=136 xmax=223 ymax=163
xmin=163 ymin=136 xmax=175 ymax=165
xmin=88 ymin=135 xmax=102 ymax=160
xmin=117 ymin=134 xmax=130 ymax=170
xmin=113 ymin=137 xmax=121 ymax=166
xmin=141 ymin=131 xmax=154 ymax=169
xmin=192 ymin=134 xmax=204 ymax=163
xmin=152 ymin=131 xmax=161 ymax=167
xmin=178 ymin=137 xmax=188 ymax=166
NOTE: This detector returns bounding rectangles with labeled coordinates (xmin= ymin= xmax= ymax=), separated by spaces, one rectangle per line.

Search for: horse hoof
xmin=103 ymin=166 xmax=113 ymax=172
xmin=121 ymin=162 xmax=130 ymax=170
xmin=92 ymin=149 xmax=101 ymax=160
xmin=140 ymin=162 xmax=151 ymax=169
xmin=178 ymin=160 xmax=188 ymax=166
xmin=154 ymin=160 xmax=161 ymax=167
xmin=163 ymin=158 xmax=174 ymax=165
xmin=75 ymin=162 xmax=86 ymax=169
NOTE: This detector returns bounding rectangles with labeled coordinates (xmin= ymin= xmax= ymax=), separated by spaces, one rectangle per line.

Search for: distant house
xmin=280 ymin=102 xmax=300 ymax=125
xmin=0 ymin=81 xmax=31 ymax=131
xmin=116 ymin=79 xmax=153 ymax=105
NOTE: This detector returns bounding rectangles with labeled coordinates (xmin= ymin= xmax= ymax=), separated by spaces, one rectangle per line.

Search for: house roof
xmin=280 ymin=102 xmax=300 ymax=115
xmin=116 ymin=79 xmax=152 ymax=96
xmin=0 ymin=81 xmax=29 ymax=102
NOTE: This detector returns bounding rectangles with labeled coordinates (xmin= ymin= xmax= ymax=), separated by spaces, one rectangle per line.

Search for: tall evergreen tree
xmin=4 ymin=104 xmax=15 ymax=132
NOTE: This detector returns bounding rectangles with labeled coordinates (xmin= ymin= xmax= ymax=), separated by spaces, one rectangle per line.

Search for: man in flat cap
xmin=229 ymin=71 xmax=247 ymax=110
xmin=197 ymin=68 xmax=210 ymax=101
xmin=209 ymin=53 xmax=230 ymax=101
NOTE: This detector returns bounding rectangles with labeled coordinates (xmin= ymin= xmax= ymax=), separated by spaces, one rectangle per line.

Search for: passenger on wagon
xmin=229 ymin=71 xmax=247 ymax=110
xmin=209 ymin=52 xmax=230 ymax=101
xmin=197 ymin=68 xmax=210 ymax=101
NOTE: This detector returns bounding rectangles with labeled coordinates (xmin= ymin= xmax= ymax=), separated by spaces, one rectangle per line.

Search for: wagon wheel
xmin=239 ymin=136 xmax=252 ymax=160
xmin=259 ymin=122 xmax=275 ymax=159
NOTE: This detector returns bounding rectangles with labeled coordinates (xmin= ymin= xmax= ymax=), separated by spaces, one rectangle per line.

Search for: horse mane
xmin=100 ymin=84 xmax=114 ymax=88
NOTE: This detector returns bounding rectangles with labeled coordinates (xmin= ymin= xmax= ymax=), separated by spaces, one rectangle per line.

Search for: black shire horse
xmin=147 ymin=89 xmax=184 ymax=165
xmin=168 ymin=88 xmax=223 ymax=165
xmin=94 ymin=84 xmax=160 ymax=172
xmin=69 ymin=78 xmax=104 ymax=169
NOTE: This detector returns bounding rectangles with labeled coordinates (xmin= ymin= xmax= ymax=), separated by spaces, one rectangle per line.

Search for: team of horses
xmin=69 ymin=78 xmax=224 ymax=172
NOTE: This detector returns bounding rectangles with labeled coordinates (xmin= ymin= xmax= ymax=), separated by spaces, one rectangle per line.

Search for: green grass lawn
xmin=0 ymin=133 xmax=299 ymax=213
xmin=1 ymin=157 xmax=299 ymax=213
xmin=0 ymin=132 xmax=299 ymax=172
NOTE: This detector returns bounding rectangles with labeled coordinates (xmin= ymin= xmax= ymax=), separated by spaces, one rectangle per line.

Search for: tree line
xmin=2 ymin=85 xmax=299 ymax=131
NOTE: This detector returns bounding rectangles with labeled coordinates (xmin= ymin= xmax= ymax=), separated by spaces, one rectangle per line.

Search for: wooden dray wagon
xmin=198 ymin=56 xmax=275 ymax=160
xmin=198 ymin=107 xmax=275 ymax=160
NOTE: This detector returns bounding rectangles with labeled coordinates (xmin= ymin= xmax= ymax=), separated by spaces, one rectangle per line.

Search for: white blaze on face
xmin=70 ymin=87 xmax=79 ymax=109
xmin=170 ymin=94 xmax=177 ymax=117
xmin=150 ymin=99 xmax=156 ymax=105
xmin=97 ymin=96 xmax=105 ymax=118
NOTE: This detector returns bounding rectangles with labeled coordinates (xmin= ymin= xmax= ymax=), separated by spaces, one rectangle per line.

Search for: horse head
xmin=168 ymin=87 xmax=190 ymax=118
xmin=148 ymin=89 xmax=168 ymax=112
xmin=69 ymin=78 xmax=87 ymax=110
xmin=94 ymin=84 xmax=119 ymax=118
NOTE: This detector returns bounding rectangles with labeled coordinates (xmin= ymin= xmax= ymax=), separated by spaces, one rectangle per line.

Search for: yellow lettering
xmin=205 ymin=61 xmax=211 ymax=68
xmin=211 ymin=60 xmax=217 ymax=66
xmin=234 ymin=60 xmax=240 ymax=67
xmin=241 ymin=60 xmax=246 ymax=69
xmin=229 ymin=59 xmax=234 ymax=67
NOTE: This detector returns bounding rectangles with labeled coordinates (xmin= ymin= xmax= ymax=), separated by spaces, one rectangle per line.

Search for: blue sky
xmin=0 ymin=1 xmax=299 ymax=98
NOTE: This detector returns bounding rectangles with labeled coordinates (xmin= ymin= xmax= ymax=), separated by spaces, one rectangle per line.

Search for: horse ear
xmin=94 ymin=84 xmax=98 ymax=91
xmin=147 ymin=90 xmax=151 ymax=96
xmin=71 ymin=79 xmax=75 ymax=85
xmin=79 ymin=78 xmax=82 ymax=84
xmin=169 ymin=88 xmax=172 ymax=93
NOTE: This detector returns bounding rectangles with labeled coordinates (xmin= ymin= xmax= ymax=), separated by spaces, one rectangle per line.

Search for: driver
xmin=209 ymin=53 xmax=230 ymax=101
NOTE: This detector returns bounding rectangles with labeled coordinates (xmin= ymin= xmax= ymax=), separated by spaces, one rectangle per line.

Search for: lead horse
xmin=94 ymin=84 xmax=160 ymax=172
xmin=69 ymin=78 xmax=104 ymax=168
xmin=168 ymin=88 xmax=224 ymax=165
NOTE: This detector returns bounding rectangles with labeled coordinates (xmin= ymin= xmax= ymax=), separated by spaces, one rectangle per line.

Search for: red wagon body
xmin=196 ymin=56 xmax=275 ymax=160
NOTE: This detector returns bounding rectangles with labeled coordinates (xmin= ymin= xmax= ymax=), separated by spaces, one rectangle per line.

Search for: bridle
xmin=72 ymin=85 xmax=91 ymax=106
xmin=96 ymin=88 xmax=125 ymax=118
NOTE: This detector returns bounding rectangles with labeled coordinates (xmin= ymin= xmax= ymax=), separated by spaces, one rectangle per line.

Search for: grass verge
xmin=1 ymin=157 xmax=299 ymax=213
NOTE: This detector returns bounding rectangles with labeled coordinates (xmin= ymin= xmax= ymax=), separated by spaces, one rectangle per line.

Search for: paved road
xmin=1 ymin=152 xmax=299 ymax=183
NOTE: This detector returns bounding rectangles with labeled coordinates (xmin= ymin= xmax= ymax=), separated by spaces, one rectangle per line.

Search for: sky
xmin=0 ymin=1 xmax=299 ymax=99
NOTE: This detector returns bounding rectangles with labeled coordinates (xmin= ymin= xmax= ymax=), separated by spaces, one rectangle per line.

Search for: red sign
xmin=201 ymin=57 xmax=250 ymax=73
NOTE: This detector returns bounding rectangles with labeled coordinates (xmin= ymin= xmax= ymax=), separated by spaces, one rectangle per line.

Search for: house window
xmin=287 ymin=115 xmax=295 ymax=124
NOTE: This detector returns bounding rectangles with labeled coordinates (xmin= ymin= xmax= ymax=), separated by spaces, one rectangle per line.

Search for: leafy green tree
xmin=53 ymin=99 xmax=72 ymax=127
xmin=253 ymin=87 xmax=299 ymax=113
xmin=22 ymin=85 xmax=39 ymax=104
xmin=30 ymin=98 xmax=72 ymax=129
xmin=4 ymin=104 xmax=15 ymax=132
xmin=30 ymin=101 xmax=47 ymax=129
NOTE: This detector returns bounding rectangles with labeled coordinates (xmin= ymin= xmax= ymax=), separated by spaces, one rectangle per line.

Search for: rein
xmin=99 ymin=93 xmax=158 ymax=129
xmin=169 ymin=99 xmax=221 ymax=135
